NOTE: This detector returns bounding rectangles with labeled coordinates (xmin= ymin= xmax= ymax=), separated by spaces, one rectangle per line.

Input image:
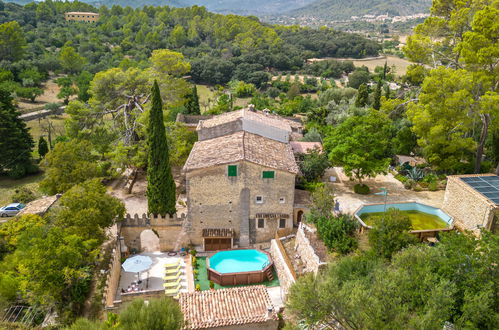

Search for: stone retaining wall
xmin=269 ymin=238 xmax=295 ymax=299
xmin=103 ymin=239 xmax=122 ymax=308
xmin=295 ymin=223 xmax=327 ymax=274
xmin=19 ymin=106 xmax=64 ymax=121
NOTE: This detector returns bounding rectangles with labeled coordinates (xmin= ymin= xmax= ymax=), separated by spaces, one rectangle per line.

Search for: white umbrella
xmin=122 ymin=255 xmax=153 ymax=284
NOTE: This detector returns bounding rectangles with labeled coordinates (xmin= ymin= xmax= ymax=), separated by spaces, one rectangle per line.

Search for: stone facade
xmin=120 ymin=213 xmax=186 ymax=252
xmin=64 ymin=12 xmax=99 ymax=22
xmin=295 ymin=223 xmax=327 ymax=274
xmin=186 ymin=161 xmax=295 ymax=249
xmin=269 ymin=238 xmax=296 ymax=299
xmin=443 ymin=175 xmax=498 ymax=235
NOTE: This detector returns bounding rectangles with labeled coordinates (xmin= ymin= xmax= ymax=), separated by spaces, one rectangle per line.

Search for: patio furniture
xmin=165 ymin=263 xmax=182 ymax=274
xmin=163 ymin=277 xmax=182 ymax=288
xmin=165 ymin=259 xmax=180 ymax=268
xmin=164 ymin=270 xmax=182 ymax=281
xmin=122 ymin=255 xmax=153 ymax=284
xmin=164 ymin=283 xmax=181 ymax=296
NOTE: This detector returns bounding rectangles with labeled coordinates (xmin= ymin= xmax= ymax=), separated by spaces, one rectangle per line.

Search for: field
xmin=17 ymin=79 xmax=64 ymax=114
xmin=26 ymin=115 xmax=67 ymax=144
xmin=349 ymin=55 xmax=413 ymax=76
xmin=0 ymin=173 xmax=44 ymax=206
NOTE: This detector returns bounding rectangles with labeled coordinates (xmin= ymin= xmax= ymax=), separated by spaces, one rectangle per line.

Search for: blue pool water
xmin=209 ymin=249 xmax=270 ymax=274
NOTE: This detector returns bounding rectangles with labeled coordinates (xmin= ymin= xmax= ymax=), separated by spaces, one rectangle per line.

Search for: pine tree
xmin=373 ymin=81 xmax=382 ymax=110
xmin=0 ymin=87 xmax=34 ymax=178
xmin=184 ymin=85 xmax=200 ymax=115
xmin=382 ymin=61 xmax=388 ymax=80
xmin=146 ymin=81 xmax=176 ymax=215
xmin=38 ymin=136 xmax=49 ymax=159
xmin=355 ymin=83 xmax=368 ymax=107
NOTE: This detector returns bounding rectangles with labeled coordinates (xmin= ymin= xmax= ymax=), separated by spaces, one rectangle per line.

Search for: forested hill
xmin=3 ymin=0 xmax=317 ymax=15
xmin=0 ymin=0 xmax=380 ymax=86
xmin=288 ymin=0 xmax=432 ymax=20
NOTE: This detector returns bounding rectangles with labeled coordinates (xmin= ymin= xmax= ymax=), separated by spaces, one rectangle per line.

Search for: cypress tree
xmin=146 ymin=81 xmax=176 ymax=215
xmin=355 ymin=83 xmax=368 ymax=107
xmin=38 ymin=136 xmax=49 ymax=158
xmin=0 ymin=87 xmax=34 ymax=178
xmin=373 ymin=81 xmax=382 ymax=110
xmin=184 ymin=85 xmax=200 ymax=115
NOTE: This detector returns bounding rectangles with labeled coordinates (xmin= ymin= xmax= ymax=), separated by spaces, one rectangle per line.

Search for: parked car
xmin=0 ymin=203 xmax=25 ymax=217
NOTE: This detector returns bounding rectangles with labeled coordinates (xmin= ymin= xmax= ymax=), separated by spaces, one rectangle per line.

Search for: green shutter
xmin=228 ymin=165 xmax=237 ymax=177
xmin=262 ymin=171 xmax=275 ymax=179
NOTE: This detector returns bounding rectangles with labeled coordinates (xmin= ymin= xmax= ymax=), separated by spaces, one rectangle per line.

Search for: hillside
xmin=3 ymin=0 xmax=317 ymax=15
xmin=288 ymin=0 xmax=432 ymax=20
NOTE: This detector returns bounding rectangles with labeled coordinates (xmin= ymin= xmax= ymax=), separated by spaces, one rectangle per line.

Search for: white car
xmin=0 ymin=203 xmax=25 ymax=217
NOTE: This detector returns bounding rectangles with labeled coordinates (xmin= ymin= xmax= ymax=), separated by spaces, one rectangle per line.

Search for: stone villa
xmin=64 ymin=12 xmax=100 ymax=22
xmin=182 ymin=108 xmax=307 ymax=251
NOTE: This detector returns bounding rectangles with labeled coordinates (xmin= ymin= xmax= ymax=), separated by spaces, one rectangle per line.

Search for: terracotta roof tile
xmin=290 ymin=141 xmax=322 ymax=154
xmin=183 ymin=131 xmax=299 ymax=174
xmin=179 ymin=286 xmax=277 ymax=329
xmin=197 ymin=109 xmax=292 ymax=132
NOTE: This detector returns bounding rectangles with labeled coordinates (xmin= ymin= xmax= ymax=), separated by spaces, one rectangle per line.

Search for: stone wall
xmin=186 ymin=161 xmax=295 ymax=248
xmin=212 ymin=320 xmax=278 ymax=330
xmin=19 ymin=106 xmax=64 ymax=121
xmin=269 ymin=238 xmax=296 ymax=299
xmin=295 ymin=223 xmax=327 ymax=274
xmin=120 ymin=213 xmax=186 ymax=252
xmin=103 ymin=239 xmax=121 ymax=308
xmin=198 ymin=120 xmax=242 ymax=141
xmin=443 ymin=175 xmax=497 ymax=234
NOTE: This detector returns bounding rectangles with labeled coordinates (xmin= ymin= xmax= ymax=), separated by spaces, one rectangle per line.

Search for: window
xmin=279 ymin=197 xmax=285 ymax=204
xmin=279 ymin=219 xmax=286 ymax=229
xmin=257 ymin=218 xmax=265 ymax=228
xmin=256 ymin=196 xmax=263 ymax=204
xmin=262 ymin=171 xmax=275 ymax=179
xmin=228 ymin=165 xmax=237 ymax=177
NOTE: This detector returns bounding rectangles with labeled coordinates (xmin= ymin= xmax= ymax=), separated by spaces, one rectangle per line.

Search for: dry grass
xmin=0 ymin=173 xmax=44 ymax=206
xmin=26 ymin=114 xmax=68 ymax=144
xmin=349 ymin=55 xmax=413 ymax=76
xmin=17 ymin=79 xmax=65 ymax=113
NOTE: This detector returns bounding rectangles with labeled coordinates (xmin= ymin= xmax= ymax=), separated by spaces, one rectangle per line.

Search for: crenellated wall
xmin=120 ymin=213 xmax=187 ymax=252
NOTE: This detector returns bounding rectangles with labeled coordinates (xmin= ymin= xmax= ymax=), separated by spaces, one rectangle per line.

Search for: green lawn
xmin=196 ymin=85 xmax=215 ymax=113
xmin=194 ymin=257 xmax=280 ymax=291
xmin=0 ymin=173 xmax=44 ymax=206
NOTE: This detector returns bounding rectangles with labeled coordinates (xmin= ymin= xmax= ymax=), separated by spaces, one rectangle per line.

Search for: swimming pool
xmin=209 ymin=249 xmax=270 ymax=273
xmin=354 ymin=201 xmax=454 ymax=239
xmin=207 ymin=249 xmax=274 ymax=285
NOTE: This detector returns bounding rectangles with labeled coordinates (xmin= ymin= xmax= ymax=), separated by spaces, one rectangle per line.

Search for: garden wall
xmin=269 ymin=238 xmax=296 ymax=299
xmin=103 ymin=239 xmax=122 ymax=308
xmin=295 ymin=223 xmax=327 ymax=274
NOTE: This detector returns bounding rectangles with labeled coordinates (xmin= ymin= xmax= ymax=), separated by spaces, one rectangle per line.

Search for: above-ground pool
xmin=207 ymin=249 xmax=274 ymax=286
xmin=355 ymin=202 xmax=453 ymax=239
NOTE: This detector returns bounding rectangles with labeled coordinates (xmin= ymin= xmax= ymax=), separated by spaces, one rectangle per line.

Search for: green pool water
xmin=360 ymin=210 xmax=449 ymax=230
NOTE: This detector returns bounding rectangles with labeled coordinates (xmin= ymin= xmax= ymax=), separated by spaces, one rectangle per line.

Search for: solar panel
xmin=460 ymin=176 xmax=499 ymax=205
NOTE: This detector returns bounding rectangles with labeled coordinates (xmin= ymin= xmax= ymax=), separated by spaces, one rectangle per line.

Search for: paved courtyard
xmin=326 ymin=167 xmax=445 ymax=214
xmin=116 ymin=252 xmax=188 ymax=300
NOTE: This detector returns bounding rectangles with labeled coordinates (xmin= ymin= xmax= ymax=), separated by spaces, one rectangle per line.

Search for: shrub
xmin=428 ymin=181 xmax=438 ymax=191
xmin=192 ymin=256 xmax=197 ymax=268
xmin=406 ymin=167 xmax=424 ymax=181
xmin=353 ymin=184 xmax=370 ymax=195
xmin=11 ymin=187 xmax=36 ymax=204
xmin=368 ymin=208 xmax=417 ymax=259
xmin=190 ymin=249 xmax=197 ymax=257
xmin=395 ymin=174 xmax=408 ymax=183
xmin=413 ymin=184 xmax=423 ymax=192
xmin=316 ymin=214 xmax=358 ymax=254
xmin=404 ymin=179 xmax=415 ymax=190
xmin=209 ymin=281 xmax=215 ymax=289
xmin=195 ymin=284 xmax=201 ymax=291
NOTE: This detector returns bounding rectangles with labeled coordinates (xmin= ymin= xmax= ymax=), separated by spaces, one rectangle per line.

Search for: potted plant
xmin=209 ymin=281 xmax=215 ymax=290
xmin=195 ymin=284 xmax=201 ymax=291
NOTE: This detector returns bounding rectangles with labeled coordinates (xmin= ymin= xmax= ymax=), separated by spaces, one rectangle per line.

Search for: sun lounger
xmin=165 ymin=264 xmax=182 ymax=274
xmin=164 ymin=283 xmax=181 ymax=296
xmin=164 ymin=259 xmax=180 ymax=268
xmin=164 ymin=271 xmax=181 ymax=281
xmin=163 ymin=277 xmax=181 ymax=288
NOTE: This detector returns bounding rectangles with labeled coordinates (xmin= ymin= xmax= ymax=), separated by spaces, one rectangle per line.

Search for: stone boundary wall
xmin=102 ymin=239 xmax=122 ymax=308
xmin=120 ymin=213 xmax=187 ymax=252
xmin=295 ymin=223 xmax=327 ymax=274
xmin=269 ymin=238 xmax=295 ymax=299
xmin=19 ymin=106 xmax=65 ymax=121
